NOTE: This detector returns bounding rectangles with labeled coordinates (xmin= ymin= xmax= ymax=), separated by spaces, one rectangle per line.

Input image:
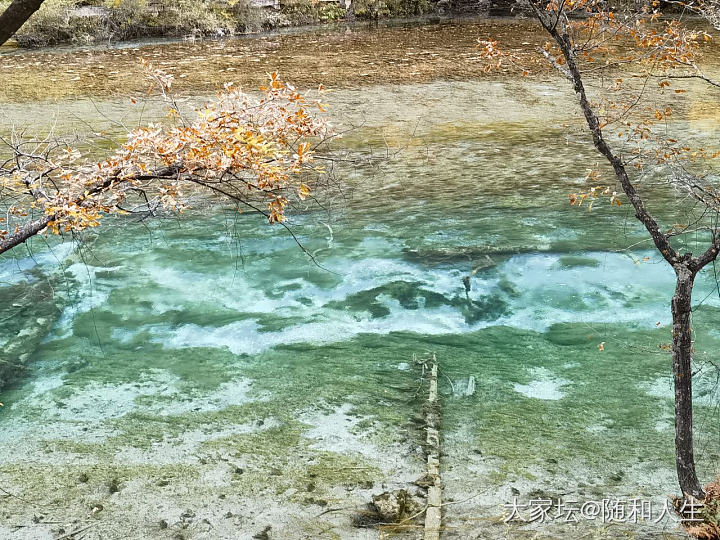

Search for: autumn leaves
xmin=0 ymin=68 xmax=331 ymax=253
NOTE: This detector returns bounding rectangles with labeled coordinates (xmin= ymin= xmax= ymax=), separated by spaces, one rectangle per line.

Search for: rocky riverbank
xmin=1 ymin=0 xmax=486 ymax=48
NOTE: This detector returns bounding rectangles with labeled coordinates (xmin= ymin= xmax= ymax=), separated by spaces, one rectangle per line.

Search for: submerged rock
xmin=0 ymin=277 xmax=64 ymax=391
xmin=252 ymin=525 xmax=271 ymax=540
xmin=353 ymin=489 xmax=424 ymax=528
xmin=402 ymin=246 xmax=511 ymax=266
xmin=325 ymin=279 xmax=454 ymax=317
xmin=371 ymin=489 xmax=421 ymax=522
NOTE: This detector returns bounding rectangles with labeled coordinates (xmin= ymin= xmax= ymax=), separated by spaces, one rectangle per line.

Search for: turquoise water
xmin=1 ymin=80 xmax=719 ymax=538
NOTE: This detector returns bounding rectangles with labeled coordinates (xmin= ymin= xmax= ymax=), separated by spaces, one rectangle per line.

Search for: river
xmin=1 ymin=17 xmax=719 ymax=539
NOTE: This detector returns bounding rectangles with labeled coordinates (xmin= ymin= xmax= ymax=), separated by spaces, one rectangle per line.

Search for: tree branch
xmin=691 ymin=231 xmax=720 ymax=271
xmin=0 ymin=167 xmax=178 ymax=256
xmin=530 ymin=0 xmax=681 ymax=266
xmin=537 ymin=46 xmax=573 ymax=82
xmin=0 ymin=214 xmax=52 ymax=254
xmin=0 ymin=0 xmax=46 ymax=46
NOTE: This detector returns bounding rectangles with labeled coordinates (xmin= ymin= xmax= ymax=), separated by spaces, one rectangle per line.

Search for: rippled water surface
xmin=1 ymin=21 xmax=720 ymax=540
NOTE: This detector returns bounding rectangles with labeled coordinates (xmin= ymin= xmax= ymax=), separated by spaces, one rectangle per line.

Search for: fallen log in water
xmin=353 ymin=353 xmax=444 ymax=538
xmin=423 ymin=355 xmax=442 ymax=540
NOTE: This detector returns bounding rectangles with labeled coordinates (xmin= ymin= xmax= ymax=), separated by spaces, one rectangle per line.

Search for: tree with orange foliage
xmin=483 ymin=0 xmax=720 ymax=502
xmin=0 ymin=65 xmax=332 ymax=258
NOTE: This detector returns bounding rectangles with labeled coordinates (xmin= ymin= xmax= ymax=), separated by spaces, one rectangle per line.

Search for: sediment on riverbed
xmin=0 ymin=17 xmax=555 ymax=103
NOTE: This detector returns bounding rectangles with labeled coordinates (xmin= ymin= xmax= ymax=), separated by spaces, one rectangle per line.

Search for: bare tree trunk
xmin=0 ymin=0 xmax=46 ymax=46
xmin=672 ymin=264 xmax=705 ymax=499
xmin=527 ymin=1 xmax=718 ymax=501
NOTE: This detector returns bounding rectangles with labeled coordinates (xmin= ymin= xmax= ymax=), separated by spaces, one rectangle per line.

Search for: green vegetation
xmin=352 ymin=0 xmax=431 ymax=18
xmin=1 ymin=0 xmax=264 ymax=46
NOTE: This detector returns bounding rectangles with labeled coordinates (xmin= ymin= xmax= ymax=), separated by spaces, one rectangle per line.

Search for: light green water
xmin=1 ymin=75 xmax=719 ymax=538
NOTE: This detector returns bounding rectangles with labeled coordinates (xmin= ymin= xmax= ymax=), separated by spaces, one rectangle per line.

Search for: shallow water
xmin=1 ymin=22 xmax=720 ymax=540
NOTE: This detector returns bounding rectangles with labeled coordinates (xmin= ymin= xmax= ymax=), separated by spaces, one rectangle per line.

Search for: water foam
xmin=145 ymin=248 xmax=716 ymax=356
